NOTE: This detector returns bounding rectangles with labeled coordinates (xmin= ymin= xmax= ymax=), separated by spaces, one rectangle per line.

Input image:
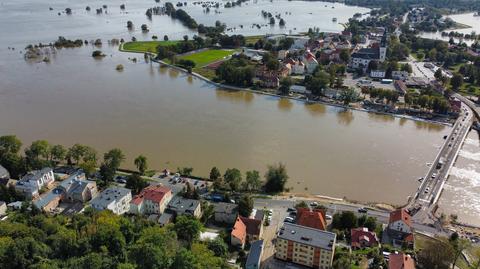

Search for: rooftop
xmin=389 ymin=208 xmax=412 ymax=227
xmin=278 ymin=223 xmax=336 ymax=250
xmin=168 ymin=196 xmax=200 ymax=211
xmin=132 ymin=185 xmax=171 ymax=205
xmin=91 ymin=187 xmax=131 ymax=208
xmin=296 ymin=208 xmax=327 ymax=231
xmin=245 ymin=240 xmax=264 ymax=268
xmin=352 ymin=48 xmax=379 ymax=60
xmin=389 ymin=253 xmax=415 ymax=269
xmin=214 ymin=202 xmax=238 ymax=214
xmin=19 ymin=168 xmax=53 ymax=183
xmin=0 ymin=165 xmax=10 ymax=179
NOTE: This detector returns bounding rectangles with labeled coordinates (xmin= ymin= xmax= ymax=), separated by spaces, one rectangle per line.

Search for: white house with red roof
xmin=385 ymin=208 xmax=414 ymax=248
xmin=130 ymin=185 xmax=172 ymax=215
xmin=284 ymin=58 xmax=305 ymax=75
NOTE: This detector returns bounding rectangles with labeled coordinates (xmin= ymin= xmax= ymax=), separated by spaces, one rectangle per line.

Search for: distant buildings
xmin=350 ymin=227 xmax=380 ymax=249
xmin=275 ymin=223 xmax=336 ymax=268
xmin=167 ymin=196 xmax=202 ymax=218
xmin=350 ymin=31 xmax=387 ymax=70
xmin=15 ymin=168 xmax=54 ymax=199
xmin=90 ymin=187 xmax=132 ymax=215
xmin=130 ymin=185 xmax=172 ymax=215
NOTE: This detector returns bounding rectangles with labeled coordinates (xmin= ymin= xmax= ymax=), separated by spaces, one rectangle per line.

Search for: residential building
xmin=33 ymin=189 xmax=62 ymax=213
xmin=90 ymin=187 xmax=132 ymax=215
xmin=255 ymin=67 xmax=280 ymax=88
xmin=449 ymin=97 xmax=462 ymax=113
xmin=350 ymin=227 xmax=380 ymax=249
xmin=389 ymin=253 xmax=415 ymax=269
xmin=231 ymin=216 xmax=264 ymax=248
xmin=275 ymin=223 xmax=336 ymax=269
xmin=167 ymin=196 xmax=202 ymax=218
xmin=15 ymin=168 xmax=54 ymax=199
xmin=350 ymin=48 xmax=379 ymax=69
xmin=58 ymin=172 xmax=97 ymax=203
xmin=130 ymin=185 xmax=172 ymax=215
xmin=385 ymin=208 xmax=414 ymax=248
xmin=303 ymin=51 xmax=319 ymax=74
xmin=214 ymin=202 xmax=238 ymax=224
xmin=158 ymin=212 xmax=174 ymax=227
xmin=246 ymin=240 xmax=264 ymax=269
xmin=296 ymin=208 xmax=327 ymax=230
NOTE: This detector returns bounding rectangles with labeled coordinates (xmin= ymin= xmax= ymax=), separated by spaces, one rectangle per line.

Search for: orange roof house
xmin=389 ymin=253 xmax=415 ymax=269
xmin=231 ymin=216 xmax=264 ymax=249
xmin=296 ymin=208 xmax=326 ymax=230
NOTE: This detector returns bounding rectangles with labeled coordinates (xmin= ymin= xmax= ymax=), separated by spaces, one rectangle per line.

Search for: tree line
xmin=0 ymin=208 xmax=230 ymax=269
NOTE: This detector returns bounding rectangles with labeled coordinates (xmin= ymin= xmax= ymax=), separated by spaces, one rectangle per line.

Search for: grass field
xmin=122 ymin=41 xmax=180 ymax=53
xmin=177 ymin=49 xmax=235 ymax=67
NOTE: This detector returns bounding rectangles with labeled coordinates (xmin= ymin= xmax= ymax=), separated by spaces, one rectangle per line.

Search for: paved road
xmin=408 ymin=102 xmax=473 ymax=224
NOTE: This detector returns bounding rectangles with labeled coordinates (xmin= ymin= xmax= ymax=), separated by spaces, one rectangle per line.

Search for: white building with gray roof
xmin=15 ymin=168 xmax=54 ymax=199
xmin=90 ymin=187 xmax=132 ymax=215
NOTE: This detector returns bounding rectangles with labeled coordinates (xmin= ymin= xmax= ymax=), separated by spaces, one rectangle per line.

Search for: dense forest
xmin=0 ymin=209 xmax=230 ymax=269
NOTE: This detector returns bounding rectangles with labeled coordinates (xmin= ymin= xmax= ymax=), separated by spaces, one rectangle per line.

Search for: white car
xmin=325 ymin=214 xmax=333 ymax=220
xmin=310 ymin=202 xmax=319 ymax=207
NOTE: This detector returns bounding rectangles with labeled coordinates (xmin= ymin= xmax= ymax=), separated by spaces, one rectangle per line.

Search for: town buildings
xmin=350 ymin=227 xmax=380 ymax=249
xmin=350 ymin=31 xmax=387 ymax=70
xmin=166 ymin=196 xmax=202 ymax=218
xmin=231 ymin=215 xmax=264 ymax=248
xmin=90 ymin=187 xmax=132 ymax=215
xmin=34 ymin=172 xmax=98 ymax=213
xmin=245 ymin=240 xmax=264 ymax=269
xmin=214 ymin=202 xmax=238 ymax=224
xmin=389 ymin=253 xmax=416 ymax=269
xmin=384 ymin=208 xmax=414 ymax=248
xmin=296 ymin=208 xmax=327 ymax=230
xmin=275 ymin=223 xmax=336 ymax=269
xmin=15 ymin=168 xmax=54 ymax=199
xmin=130 ymin=185 xmax=172 ymax=215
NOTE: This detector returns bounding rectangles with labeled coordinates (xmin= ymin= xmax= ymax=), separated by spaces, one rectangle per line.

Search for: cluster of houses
xmin=0 ymin=164 xmax=418 ymax=269
xmin=270 ymin=207 xmax=416 ymax=269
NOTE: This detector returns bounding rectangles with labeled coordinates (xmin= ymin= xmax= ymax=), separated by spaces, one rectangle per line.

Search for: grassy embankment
xmin=121 ymin=41 xmax=180 ymax=54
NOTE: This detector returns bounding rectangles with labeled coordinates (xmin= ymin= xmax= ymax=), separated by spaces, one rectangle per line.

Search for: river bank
xmin=119 ymin=43 xmax=455 ymax=127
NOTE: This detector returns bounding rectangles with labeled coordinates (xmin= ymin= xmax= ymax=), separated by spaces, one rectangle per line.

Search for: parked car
xmin=325 ymin=214 xmax=332 ymax=220
xmin=310 ymin=202 xmax=319 ymax=207
xmin=284 ymin=217 xmax=295 ymax=223
xmin=358 ymin=207 xmax=368 ymax=213
xmin=287 ymin=207 xmax=296 ymax=212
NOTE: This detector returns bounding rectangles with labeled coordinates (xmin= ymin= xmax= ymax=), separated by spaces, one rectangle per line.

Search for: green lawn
xmin=177 ymin=49 xmax=235 ymax=67
xmin=122 ymin=41 xmax=180 ymax=53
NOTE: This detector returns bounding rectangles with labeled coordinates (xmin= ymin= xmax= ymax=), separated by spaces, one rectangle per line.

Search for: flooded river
xmin=0 ymin=0 xmax=449 ymax=204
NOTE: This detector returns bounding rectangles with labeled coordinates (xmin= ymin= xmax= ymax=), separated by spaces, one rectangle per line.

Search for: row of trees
xmin=215 ymin=55 xmax=254 ymax=87
xmin=0 ymin=135 xmax=149 ymax=182
xmin=0 ymin=209 xmax=230 ymax=269
xmin=209 ymin=162 xmax=288 ymax=194
xmin=164 ymin=2 xmax=198 ymax=29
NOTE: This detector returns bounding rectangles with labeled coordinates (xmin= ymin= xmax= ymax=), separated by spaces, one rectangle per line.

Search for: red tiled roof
xmin=351 ymin=227 xmax=379 ymax=248
xmin=389 ymin=208 xmax=412 ymax=227
xmin=389 ymin=253 xmax=415 ymax=269
xmin=132 ymin=185 xmax=171 ymax=205
xmin=232 ymin=216 xmax=247 ymax=245
xmin=296 ymin=208 xmax=326 ymax=230
xmin=240 ymin=216 xmax=262 ymax=236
